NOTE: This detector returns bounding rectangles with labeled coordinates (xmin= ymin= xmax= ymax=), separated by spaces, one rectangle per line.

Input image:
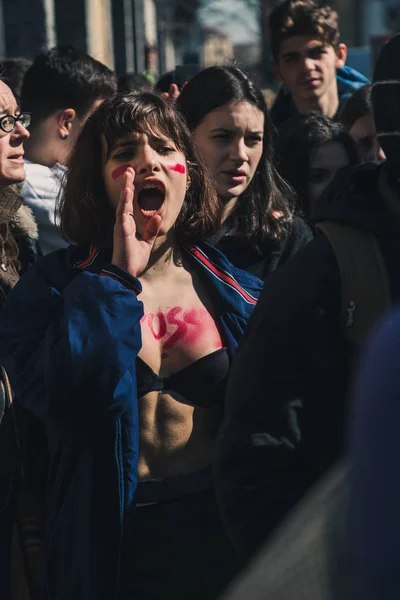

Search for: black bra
xmin=136 ymin=348 xmax=229 ymax=408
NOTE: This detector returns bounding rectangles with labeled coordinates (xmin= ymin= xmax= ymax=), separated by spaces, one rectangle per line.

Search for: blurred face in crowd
xmin=193 ymin=101 xmax=264 ymax=207
xmin=349 ymin=112 xmax=385 ymax=162
xmin=309 ymin=140 xmax=350 ymax=211
xmin=0 ymin=81 xmax=29 ymax=185
xmin=276 ymin=35 xmax=346 ymax=113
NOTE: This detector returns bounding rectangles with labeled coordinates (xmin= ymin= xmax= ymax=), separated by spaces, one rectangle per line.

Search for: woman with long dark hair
xmin=0 ymin=92 xmax=262 ymax=600
xmin=177 ymin=65 xmax=312 ymax=280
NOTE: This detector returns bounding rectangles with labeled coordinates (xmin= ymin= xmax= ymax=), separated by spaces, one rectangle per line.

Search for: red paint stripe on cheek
xmin=112 ymin=164 xmax=131 ymax=180
xmin=168 ymin=163 xmax=186 ymax=174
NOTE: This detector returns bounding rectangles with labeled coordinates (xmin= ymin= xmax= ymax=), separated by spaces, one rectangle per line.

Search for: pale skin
xmin=108 ymin=139 xmax=223 ymax=479
xmin=161 ymin=83 xmax=182 ymax=102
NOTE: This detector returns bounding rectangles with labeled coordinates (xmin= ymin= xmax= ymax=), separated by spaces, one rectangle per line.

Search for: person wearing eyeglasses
xmin=0 ymin=86 xmax=35 ymax=302
xmin=0 ymin=77 xmax=38 ymax=600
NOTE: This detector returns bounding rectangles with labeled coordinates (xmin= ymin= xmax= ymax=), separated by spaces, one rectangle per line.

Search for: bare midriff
xmin=138 ymin=391 xmax=222 ymax=479
xmin=137 ymin=265 xmax=225 ymax=480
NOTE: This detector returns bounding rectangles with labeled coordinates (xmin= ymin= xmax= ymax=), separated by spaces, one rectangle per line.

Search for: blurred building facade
xmin=201 ymin=27 xmax=234 ymax=66
xmin=1 ymin=0 xmax=396 ymax=81
xmin=0 ymin=0 xmax=199 ymax=76
xmin=234 ymin=42 xmax=261 ymax=69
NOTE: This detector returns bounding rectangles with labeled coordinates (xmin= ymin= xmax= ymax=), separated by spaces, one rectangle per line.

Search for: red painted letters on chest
xmin=142 ymin=307 xmax=222 ymax=350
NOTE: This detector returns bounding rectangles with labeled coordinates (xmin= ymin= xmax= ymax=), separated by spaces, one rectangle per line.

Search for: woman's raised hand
xmin=111 ymin=168 xmax=161 ymax=278
xmin=161 ymin=83 xmax=181 ymax=102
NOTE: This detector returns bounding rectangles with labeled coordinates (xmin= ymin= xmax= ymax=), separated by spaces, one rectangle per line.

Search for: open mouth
xmin=137 ymin=185 xmax=165 ymax=217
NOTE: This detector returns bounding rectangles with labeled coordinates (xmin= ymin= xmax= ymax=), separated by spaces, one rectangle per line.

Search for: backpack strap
xmin=316 ymin=221 xmax=392 ymax=345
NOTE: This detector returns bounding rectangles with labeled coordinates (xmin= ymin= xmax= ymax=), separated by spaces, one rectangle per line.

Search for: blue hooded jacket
xmin=270 ymin=65 xmax=370 ymax=128
xmin=0 ymin=242 xmax=262 ymax=600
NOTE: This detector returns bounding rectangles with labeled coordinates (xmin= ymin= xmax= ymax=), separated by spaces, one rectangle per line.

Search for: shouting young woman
xmin=0 ymin=92 xmax=262 ymax=600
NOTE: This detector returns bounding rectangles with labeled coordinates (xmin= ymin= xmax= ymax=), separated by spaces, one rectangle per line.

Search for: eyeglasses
xmin=0 ymin=112 xmax=31 ymax=133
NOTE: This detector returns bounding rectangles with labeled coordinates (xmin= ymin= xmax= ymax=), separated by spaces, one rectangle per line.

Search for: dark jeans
xmin=123 ymin=467 xmax=239 ymax=600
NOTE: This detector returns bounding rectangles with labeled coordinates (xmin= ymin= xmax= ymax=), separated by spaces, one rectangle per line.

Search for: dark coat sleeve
xmin=271 ymin=216 xmax=314 ymax=273
xmin=0 ymin=259 xmax=143 ymax=441
xmin=215 ymin=234 xmax=348 ymax=561
xmin=349 ymin=308 xmax=400 ymax=600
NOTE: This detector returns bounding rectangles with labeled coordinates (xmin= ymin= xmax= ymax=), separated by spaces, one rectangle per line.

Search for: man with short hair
xmin=21 ymin=46 xmax=117 ymax=254
xmin=269 ymin=0 xmax=368 ymax=127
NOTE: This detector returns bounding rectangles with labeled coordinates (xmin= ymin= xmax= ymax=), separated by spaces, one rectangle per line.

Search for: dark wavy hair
xmin=340 ymin=85 xmax=372 ymax=130
xmin=176 ymin=65 xmax=295 ymax=252
xmin=58 ymin=91 xmax=221 ymax=247
xmin=269 ymin=0 xmax=340 ymax=60
xmin=276 ymin=111 xmax=361 ymax=216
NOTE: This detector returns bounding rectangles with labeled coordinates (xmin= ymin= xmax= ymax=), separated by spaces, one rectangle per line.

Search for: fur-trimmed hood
xmin=11 ymin=204 xmax=38 ymax=240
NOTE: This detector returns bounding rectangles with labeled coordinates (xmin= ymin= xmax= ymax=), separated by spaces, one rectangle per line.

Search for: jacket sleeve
xmin=215 ymin=235 xmax=347 ymax=562
xmin=0 ymin=260 xmax=144 ymax=440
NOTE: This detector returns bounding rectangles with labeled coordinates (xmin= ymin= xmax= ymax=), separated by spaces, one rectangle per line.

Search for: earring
xmin=60 ymin=133 xmax=69 ymax=140
xmin=186 ymin=174 xmax=192 ymax=192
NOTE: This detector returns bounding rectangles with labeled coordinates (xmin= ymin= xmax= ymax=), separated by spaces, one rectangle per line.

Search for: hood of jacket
xmin=11 ymin=204 xmax=38 ymax=240
xmin=314 ymin=161 xmax=400 ymax=236
xmin=336 ymin=65 xmax=370 ymax=99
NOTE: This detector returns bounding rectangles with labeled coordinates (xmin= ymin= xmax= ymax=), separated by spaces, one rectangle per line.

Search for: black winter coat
xmin=215 ymin=161 xmax=400 ymax=562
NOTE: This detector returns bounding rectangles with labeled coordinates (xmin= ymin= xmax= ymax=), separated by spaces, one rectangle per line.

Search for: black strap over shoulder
xmin=316 ymin=221 xmax=392 ymax=345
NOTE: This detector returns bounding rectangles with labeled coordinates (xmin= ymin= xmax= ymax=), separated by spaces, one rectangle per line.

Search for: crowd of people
xmin=0 ymin=1 xmax=397 ymax=599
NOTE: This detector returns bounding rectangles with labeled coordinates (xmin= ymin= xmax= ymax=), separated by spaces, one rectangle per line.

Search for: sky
xmin=198 ymin=0 xmax=260 ymax=44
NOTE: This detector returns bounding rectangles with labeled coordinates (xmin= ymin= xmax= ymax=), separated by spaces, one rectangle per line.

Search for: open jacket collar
xmin=66 ymin=241 xmax=263 ymax=326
